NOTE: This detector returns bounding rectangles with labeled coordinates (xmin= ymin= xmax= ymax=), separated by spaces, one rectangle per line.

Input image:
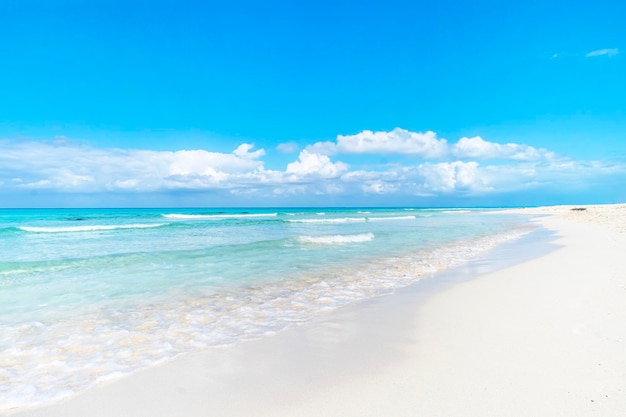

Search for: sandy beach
xmin=7 ymin=204 xmax=626 ymax=417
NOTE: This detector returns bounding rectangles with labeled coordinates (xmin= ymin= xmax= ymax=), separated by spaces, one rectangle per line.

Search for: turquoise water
xmin=0 ymin=207 xmax=530 ymax=410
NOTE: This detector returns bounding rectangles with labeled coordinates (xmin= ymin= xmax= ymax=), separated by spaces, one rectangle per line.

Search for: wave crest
xmin=19 ymin=224 xmax=165 ymax=233
xmin=297 ymin=233 xmax=375 ymax=244
xmin=368 ymin=215 xmax=416 ymax=221
xmin=163 ymin=213 xmax=278 ymax=219
xmin=289 ymin=215 xmax=415 ymax=224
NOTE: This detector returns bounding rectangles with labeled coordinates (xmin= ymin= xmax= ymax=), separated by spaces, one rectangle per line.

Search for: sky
xmin=0 ymin=0 xmax=625 ymax=208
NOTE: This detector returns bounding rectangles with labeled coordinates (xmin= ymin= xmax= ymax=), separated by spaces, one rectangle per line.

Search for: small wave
xmin=163 ymin=213 xmax=278 ymax=219
xmin=368 ymin=215 xmax=416 ymax=221
xmin=0 ymin=227 xmax=21 ymax=235
xmin=288 ymin=217 xmax=367 ymax=224
xmin=440 ymin=210 xmax=471 ymax=214
xmin=288 ymin=215 xmax=416 ymax=224
xmin=18 ymin=224 xmax=165 ymax=233
xmin=0 ymin=268 xmax=30 ymax=276
xmin=297 ymin=233 xmax=375 ymax=244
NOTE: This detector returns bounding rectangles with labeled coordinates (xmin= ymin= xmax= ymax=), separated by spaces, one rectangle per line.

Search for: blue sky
xmin=1 ymin=0 xmax=625 ymax=207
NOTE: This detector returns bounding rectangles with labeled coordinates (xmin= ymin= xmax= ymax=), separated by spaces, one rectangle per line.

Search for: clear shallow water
xmin=0 ymin=207 xmax=532 ymax=410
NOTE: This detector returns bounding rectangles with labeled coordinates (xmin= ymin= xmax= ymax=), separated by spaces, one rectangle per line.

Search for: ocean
xmin=0 ymin=207 xmax=532 ymax=410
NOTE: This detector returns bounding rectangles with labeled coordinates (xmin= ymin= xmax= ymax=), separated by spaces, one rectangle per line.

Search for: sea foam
xmin=367 ymin=215 xmax=416 ymax=221
xmin=288 ymin=217 xmax=367 ymax=224
xmin=297 ymin=233 xmax=375 ymax=244
xmin=163 ymin=213 xmax=278 ymax=219
xmin=288 ymin=215 xmax=415 ymax=223
xmin=18 ymin=224 xmax=165 ymax=233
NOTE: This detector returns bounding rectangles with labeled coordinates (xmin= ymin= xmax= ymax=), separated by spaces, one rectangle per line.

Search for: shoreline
xmin=7 ymin=204 xmax=626 ymax=416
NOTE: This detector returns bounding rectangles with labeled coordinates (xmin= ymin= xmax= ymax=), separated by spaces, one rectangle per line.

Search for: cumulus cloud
xmin=307 ymin=128 xmax=553 ymax=162
xmin=308 ymin=128 xmax=448 ymax=158
xmin=453 ymin=136 xmax=554 ymax=161
xmin=285 ymin=150 xmax=348 ymax=179
xmin=416 ymin=161 xmax=484 ymax=192
xmin=233 ymin=143 xmax=265 ymax=159
xmin=586 ymin=48 xmax=619 ymax=58
xmin=0 ymin=130 xmax=623 ymax=204
xmin=362 ymin=181 xmax=398 ymax=194
xmin=168 ymin=147 xmax=263 ymax=177
xmin=0 ymin=139 xmax=267 ymax=192
xmin=339 ymin=161 xmax=490 ymax=196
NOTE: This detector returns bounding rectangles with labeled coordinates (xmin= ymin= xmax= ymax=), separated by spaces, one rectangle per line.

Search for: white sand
xmin=7 ymin=205 xmax=626 ymax=416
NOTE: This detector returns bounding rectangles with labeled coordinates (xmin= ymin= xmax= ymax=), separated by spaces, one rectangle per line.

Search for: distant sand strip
xmin=8 ymin=204 xmax=626 ymax=417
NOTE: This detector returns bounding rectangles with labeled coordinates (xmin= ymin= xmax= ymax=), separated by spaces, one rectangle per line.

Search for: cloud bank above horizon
xmin=1 ymin=128 xmax=623 ymax=207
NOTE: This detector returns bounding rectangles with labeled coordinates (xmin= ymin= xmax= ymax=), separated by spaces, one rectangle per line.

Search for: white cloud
xmin=168 ymin=147 xmax=263 ymax=177
xmin=308 ymin=129 xmax=553 ymax=162
xmin=114 ymin=179 xmax=139 ymax=189
xmin=233 ymin=143 xmax=265 ymax=159
xmin=453 ymin=136 xmax=554 ymax=161
xmin=285 ymin=150 xmax=348 ymax=179
xmin=414 ymin=161 xmax=486 ymax=193
xmin=308 ymin=128 xmax=448 ymax=158
xmin=586 ymin=48 xmax=619 ymax=58
xmin=362 ymin=181 xmax=398 ymax=194
xmin=340 ymin=161 xmax=489 ymax=196
xmin=0 ymin=132 xmax=623 ymax=204
xmin=0 ymin=139 xmax=267 ymax=192
xmin=276 ymin=142 xmax=299 ymax=153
